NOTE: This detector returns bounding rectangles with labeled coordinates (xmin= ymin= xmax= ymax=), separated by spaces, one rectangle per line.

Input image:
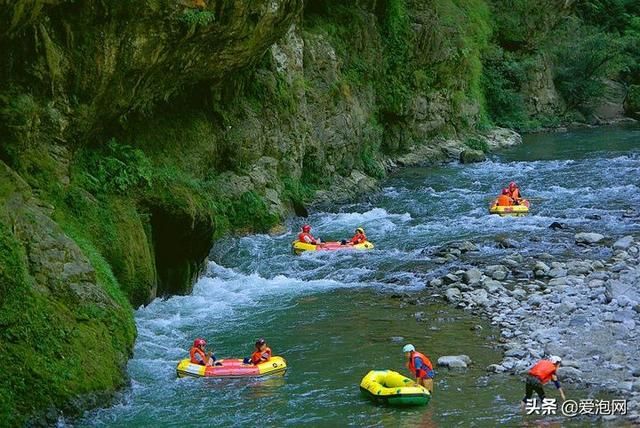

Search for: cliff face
xmin=0 ymin=0 xmax=628 ymax=424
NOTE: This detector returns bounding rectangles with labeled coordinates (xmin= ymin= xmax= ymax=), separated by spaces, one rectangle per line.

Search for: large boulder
xmin=462 ymin=268 xmax=483 ymax=285
xmin=459 ymin=149 xmax=486 ymax=164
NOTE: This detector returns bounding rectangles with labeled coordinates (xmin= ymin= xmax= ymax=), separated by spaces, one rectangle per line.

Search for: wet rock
xmin=511 ymin=288 xmax=527 ymax=299
xmin=482 ymin=279 xmax=504 ymax=294
xmin=613 ymin=236 xmax=634 ymax=250
xmin=492 ymin=270 xmax=508 ymax=281
xmin=585 ymin=214 xmax=602 ymax=220
xmin=467 ymin=289 xmax=490 ymax=306
xmin=534 ymin=261 xmax=551 ymax=273
xmin=459 ymin=241 xmax=479 ymax=252
xmin=548 ymin=267 xmax=567 ymax=278
xmin=549 ymin=221 xmax=568 ymax=230
xmin=459 ymin=149 xmax=486 ymax=164
xmin=438 ymin=355 xmax=471 ymax=368
xmin=487 ymin=364 xmax=506 ymax=373
xmin=463 ymin=268 xmax=483 ymax=285
xmin=443 ymin=273 xmax=461 ymax=284
xmin=445 ymin=287 xmax=462 ymax=302
xmin=575 ymin=232 xmax=605 ymax=245
xmin=557 ymin=366 xmax=583 ymax=382
xmin=505 ymin=348 xmax=527 ymax=358
xmin=429 ymin=278 xmax=443 ymax=287
xmin=528 ymin=294 xmax=545 ymax=306
xmin=496 ymin=237 xmax=518 ymax=249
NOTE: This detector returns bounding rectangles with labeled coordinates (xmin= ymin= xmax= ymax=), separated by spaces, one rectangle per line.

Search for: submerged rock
xmin=613 ymin=236 xmax=634 ymax=251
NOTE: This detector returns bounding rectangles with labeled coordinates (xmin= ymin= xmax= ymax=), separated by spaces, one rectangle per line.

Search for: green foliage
xmin=464 ymin=137 xmax=489 ymax=152
xmin=553 ymin=21 xmax=626 ymax=113
xmin=81 ymin=139 xmax=152 ymax=194
xmin=228 ymin=191 xmax=279 ymax=232
xmin=282 ymin=177 xmax=315 ymax=205
xmin=179 ymin=9 xmax=215 ymax=27
xmin=625 ymin=84 xmax=640 ymax=118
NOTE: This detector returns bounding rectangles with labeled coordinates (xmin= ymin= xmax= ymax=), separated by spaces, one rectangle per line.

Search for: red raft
xmin=176 ymin=356 xmax=287 ymax=378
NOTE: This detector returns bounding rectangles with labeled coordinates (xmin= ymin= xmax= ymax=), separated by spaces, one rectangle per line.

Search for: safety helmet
xmin=302 ymin=224 xmax=311 ymax=232
xmin=356 ymin=227 xmax=365 ymax=234
xmin=549 ymin=355 xmax=562 ymax=364
xmin=194 ymin=338 xmax=206 ymax=348
xmin=255 ymin=338 xmax=266 ymax=347
xmin=402 ymin=344 xmax=415 ymax=353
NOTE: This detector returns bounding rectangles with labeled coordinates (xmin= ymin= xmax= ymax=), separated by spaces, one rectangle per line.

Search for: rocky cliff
xmin=0 ymin=0 xmax=633 ymax=425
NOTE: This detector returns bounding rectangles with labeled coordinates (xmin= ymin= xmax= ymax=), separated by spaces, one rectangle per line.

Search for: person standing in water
xmin=403 ymin=344 xmax=435 ymax=393
xmin=521 ymin=356 xmax=566 ymax=408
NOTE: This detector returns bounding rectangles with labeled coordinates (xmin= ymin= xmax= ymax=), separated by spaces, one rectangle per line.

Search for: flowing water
xmin=80 ymin=125 xmax=640 ymax=427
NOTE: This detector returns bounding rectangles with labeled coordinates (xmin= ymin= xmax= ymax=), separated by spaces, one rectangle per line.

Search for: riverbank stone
xmin=575 ymin=232 xmax=605 ymax=245
xmin=438 ymin=355 xmax=471 ymax=368
xmin=614 ymin=236 xmax=634 ymax=250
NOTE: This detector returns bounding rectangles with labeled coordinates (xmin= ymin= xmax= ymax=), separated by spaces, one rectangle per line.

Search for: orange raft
xmin=176 ymin=356 xmax=287 ymax=378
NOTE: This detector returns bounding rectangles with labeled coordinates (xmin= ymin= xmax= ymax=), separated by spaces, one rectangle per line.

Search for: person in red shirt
xmin=298 ymin=224 xmax=320 ymax=245
xmin=350 ymin=227 xmax=367 ymax=245
xmin=403 ymin=344 xmax=434 ymax=393
xmin=521 ymin=356 xmax=566 ymax=407
xmin=250 ymin=338 xmax=272 ymax=365
xmin=189 ymin=338 xmax=216 ymax=366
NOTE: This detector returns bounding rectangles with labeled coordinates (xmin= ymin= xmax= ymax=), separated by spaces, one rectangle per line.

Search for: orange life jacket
xmin=496 ymin=195 xmax=513 ymax=206
xmin=528 ymin=360 xmax=557 ymax=384
xmin=190 ymin=347 xmax=207 ymax=365
xmin=298 ymin=232 xmax=317 ymax=244
xmin=351 ymin=233 xmax=367 ymax=244
xmin=251 ymin=347 xmax=272 ymax=364
xmin=407 ymin=351 xmax=433 ymax=373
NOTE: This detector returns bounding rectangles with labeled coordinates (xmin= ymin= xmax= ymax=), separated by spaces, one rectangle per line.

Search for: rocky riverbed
xmin=418 ymin=231 xmax=640 ymax=422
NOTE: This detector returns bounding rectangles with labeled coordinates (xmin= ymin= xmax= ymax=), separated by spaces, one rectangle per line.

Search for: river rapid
xmin=79 ymin=125 xmax=640 ymax=427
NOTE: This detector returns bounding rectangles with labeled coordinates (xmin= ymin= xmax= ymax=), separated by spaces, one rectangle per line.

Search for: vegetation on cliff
xmin=0 ymin=0 xmax=638 ymax=424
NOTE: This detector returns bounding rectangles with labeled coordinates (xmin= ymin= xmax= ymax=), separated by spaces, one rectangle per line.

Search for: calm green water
xmin=80 ymin=125 xmax=640 ymax=427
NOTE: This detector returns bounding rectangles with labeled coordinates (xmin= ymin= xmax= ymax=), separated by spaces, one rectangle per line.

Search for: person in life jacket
xmin=298 ymin=224 xmax=320 ymax=245
xmin=350 ymin=227 xmax=367 ymax=245
xmin=521 ymin=356 xmax=566 ymax=407
xmin=250 ymin=338 xmax=272 ymax=365
xmin=403 ymin=344 xmax=435 ymax=393
xmin=496 ymin=188 xmax=514 ymax=207
xmin=506 ymin=181 xmax=522 ymax=203
xmin=190 ymin=338 xmax=216 ymax=366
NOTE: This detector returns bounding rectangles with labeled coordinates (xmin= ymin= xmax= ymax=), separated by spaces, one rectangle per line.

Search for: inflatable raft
xmin=292 ymin=240 xmax=374 ymax=254
xmin=360 ymin=369 xmax=431 ymax=406
xmin=176 ymin=356 xmax=287 ymax=378
xmin=489 ymin=198 xmax=530 ymax=216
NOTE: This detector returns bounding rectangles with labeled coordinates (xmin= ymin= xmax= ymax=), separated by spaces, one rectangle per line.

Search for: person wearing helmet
xmin=403 ymin=344 xmax=434 ymax=393
xmin=496 ymin=188 xmax=513 ymax=207
xmin=250 ymin=338 xmax=272 ymax=365
xmin=349 ymin=227 xmax=367 ymax=245
xmin=189 ymin=338 xmax=216 ymax=366
xmin=298 ymin=224 xmax=320 ymax=245
xmin=521 ymin=356 xmax=566 ymax=408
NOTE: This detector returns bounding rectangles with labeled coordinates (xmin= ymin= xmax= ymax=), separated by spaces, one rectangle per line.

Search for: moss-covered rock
xmin=624 ymin=85 xmax=640 ymax=119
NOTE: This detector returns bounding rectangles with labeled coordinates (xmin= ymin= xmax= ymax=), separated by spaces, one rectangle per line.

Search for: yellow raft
xmin=292 ymin=240 xmax=374 ymax=254
xmin=489 ymin=198 xmax=530 ymax=216
xmin=360 ymin=370 xmax=431 ymax=406
xmin=176 ymin=356 xmax=287 ymax=378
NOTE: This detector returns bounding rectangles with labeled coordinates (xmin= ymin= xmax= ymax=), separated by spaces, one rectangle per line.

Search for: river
xmin=79 ymin=125 xmax=640 ymax=427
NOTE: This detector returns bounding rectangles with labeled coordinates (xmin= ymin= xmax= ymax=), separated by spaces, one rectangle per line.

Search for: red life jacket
xmin=528 ymin=360 xmax=557 ymax=384
xmin=407 ymin=351 xmax=433 ymax=374
xmin=251 ymin=347 xmax=272 ymax=364
xmin=298 ymin=232 xmax=317 ymax=244
xmin=351 ymin=233 xmax=367 ymax=244
xmin=190 ymin=347 xmax=207 ymax=365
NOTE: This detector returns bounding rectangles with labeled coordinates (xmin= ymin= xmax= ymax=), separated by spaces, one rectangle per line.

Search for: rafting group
xmin=177 ymin=181 xmax=564 ymax=408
